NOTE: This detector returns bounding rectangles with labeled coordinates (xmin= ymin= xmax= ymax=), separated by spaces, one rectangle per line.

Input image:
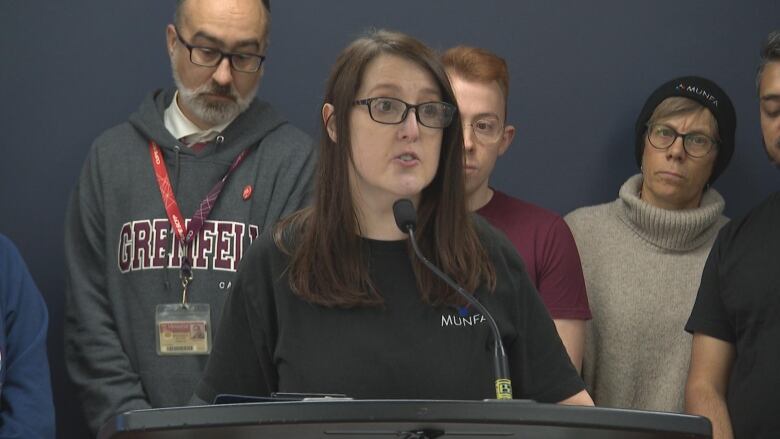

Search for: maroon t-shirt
xmin=477 ymin=190 xmax=591 ymax=320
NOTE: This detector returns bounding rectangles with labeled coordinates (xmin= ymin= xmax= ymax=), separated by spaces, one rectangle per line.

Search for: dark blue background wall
xmin=1 ymin=1 xmax=778 ymax=437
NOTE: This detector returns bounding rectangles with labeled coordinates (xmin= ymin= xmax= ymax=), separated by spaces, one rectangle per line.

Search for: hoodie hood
xmin=128 ymin=88 xmax=288 ymax=159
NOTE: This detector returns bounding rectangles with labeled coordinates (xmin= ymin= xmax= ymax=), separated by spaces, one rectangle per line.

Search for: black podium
xmin=98 ymin=399 xmax=711 ymax=439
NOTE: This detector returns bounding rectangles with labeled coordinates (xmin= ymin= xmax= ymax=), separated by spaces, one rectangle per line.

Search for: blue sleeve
xmin=0 ymin=235 xmax=55 ymax=438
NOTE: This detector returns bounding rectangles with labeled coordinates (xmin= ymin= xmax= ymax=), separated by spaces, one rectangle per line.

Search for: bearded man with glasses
xmin=442 ymin=47 xmax=592 ymax=373
xmin=64 ymin=0 xmax=316 ymax=434
xmin=565 ymin=76 xmax=736 ymax=413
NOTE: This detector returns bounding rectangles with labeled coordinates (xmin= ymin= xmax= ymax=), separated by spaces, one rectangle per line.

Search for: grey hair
xmin=757 ymin=30 xmax=780 ymax=94
xmin=173 ymin=0 xmax=271 ymax=47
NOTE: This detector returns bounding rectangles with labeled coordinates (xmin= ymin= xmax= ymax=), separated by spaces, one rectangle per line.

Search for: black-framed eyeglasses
xmin=174 ymin=26 xmax=266 ymax=73
xmin=646 ymin=123 xmax=718 ymax=158
xmin=353 ymin=97 xmax=456 ymax=129
xmin=465 ymin=117 xmax=504 ymax=144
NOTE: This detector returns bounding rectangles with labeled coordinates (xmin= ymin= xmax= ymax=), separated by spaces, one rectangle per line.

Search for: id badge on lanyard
xmin=156 ymin=303 xmax=211 ymax=355
xmin=148 ymin=141 xmax=250 ymax=356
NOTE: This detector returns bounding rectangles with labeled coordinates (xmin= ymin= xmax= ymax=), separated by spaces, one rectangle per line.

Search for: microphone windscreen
xmin=392 ymin=199 xmax=417 ymax=233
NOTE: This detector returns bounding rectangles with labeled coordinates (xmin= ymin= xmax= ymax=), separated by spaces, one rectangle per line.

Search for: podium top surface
xmin=99 ymin=399 xmax=711 ymax=439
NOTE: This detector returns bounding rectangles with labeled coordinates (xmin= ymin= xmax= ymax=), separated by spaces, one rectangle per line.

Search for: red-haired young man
xmin=442 ymin=46 xmax=591 ymax=372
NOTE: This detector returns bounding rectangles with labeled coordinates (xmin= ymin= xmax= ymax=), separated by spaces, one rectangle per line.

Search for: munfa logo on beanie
xmin=675 ymin=82 xmax=719 ymax=107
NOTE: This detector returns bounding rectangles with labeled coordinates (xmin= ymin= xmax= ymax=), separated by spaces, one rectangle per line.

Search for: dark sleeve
xmin=196 ymin=232 xmax=278 ymax=403
xmin=514 ymin=272 xmax=586 ymax=402
xmin=536 ymin=217 xmax=591 ymax=320
xmin=0 ymin=236 xmax=55 ymax=439
xmin=685 ymin=229 xmax=735 ymax=342
xmin=63 ymin=147 xmax=151 ymax=434
xmin=488 ymin=227 xmax=585 ymax=402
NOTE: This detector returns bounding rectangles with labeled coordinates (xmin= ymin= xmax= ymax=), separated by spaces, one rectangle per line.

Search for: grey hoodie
xmin=64 ymin=88 xmax=316 ymax=434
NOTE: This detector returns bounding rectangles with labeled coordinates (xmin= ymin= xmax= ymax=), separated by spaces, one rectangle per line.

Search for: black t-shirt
xmin=686 ymin=192 xmax=780 ymax=438
xmin=197 ymin=217 xmax=584 ymax=404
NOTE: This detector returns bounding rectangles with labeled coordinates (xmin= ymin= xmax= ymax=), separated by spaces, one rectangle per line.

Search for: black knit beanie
xmin=634 ymin=76 xmax=737 ymax=184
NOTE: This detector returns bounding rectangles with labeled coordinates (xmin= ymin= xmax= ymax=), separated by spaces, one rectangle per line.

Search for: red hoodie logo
xmin=242 ymin=185 xmax=253 ymax=201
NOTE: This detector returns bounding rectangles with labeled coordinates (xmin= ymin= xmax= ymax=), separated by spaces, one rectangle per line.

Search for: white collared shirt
xmin=163 ymin=91 xmax=234 ymax=145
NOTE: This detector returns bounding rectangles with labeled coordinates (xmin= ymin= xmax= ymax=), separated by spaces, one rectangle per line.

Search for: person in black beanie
xmin=634 ymin=76 xmax=737 ymax=188
xmin=565 ymin=75 xmax=736 ymax=412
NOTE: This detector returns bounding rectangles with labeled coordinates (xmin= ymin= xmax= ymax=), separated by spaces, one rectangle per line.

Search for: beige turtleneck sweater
xmin=564 ymin=174 xmax=728 ymax=412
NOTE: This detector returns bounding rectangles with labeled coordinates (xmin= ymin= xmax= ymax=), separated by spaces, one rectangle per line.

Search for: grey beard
xmin=171 ymin=64 xmax=257 ymax=127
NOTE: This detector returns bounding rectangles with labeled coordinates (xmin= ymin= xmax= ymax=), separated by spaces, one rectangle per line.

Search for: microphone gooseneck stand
xmin=392 ymin=199 xmax=513 ymax=400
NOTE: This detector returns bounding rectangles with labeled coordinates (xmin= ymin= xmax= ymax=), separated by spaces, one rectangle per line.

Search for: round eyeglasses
xmin=353 ymin=97 xmax=456 ymax=129
xmin=465 ymin=117 xmax=504 ymax=144
xmin=646 ymin=123 xmax=718 ymax=158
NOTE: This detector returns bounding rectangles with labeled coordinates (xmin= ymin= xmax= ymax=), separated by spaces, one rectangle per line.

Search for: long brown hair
xmin=275 ymin=29 xmax=495 ymax=307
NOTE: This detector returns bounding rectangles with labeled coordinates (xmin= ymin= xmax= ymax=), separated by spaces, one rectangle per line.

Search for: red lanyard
xmin=149 ymin=141 xmax=251 ymax=298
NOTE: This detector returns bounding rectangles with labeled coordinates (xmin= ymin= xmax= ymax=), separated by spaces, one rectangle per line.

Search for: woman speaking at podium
xmin=195 ymin=29 xmax=592 ymax=406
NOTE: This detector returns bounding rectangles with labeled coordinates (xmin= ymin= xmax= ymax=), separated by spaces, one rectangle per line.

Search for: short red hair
xmin=441 ymin=46 xmax=510 ymax=102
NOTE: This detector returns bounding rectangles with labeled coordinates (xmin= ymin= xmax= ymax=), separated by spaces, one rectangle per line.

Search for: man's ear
xmin=322 ymin=103 xmax=337 ymax=142
xmin=166 ymin=24 xmax=177 ymax=58
xmin=498 ymin=124 xmax=516 ymax=156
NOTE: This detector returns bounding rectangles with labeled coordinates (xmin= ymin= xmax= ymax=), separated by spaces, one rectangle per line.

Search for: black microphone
xmin=392 ymin=199 xmax=513 ymax=400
